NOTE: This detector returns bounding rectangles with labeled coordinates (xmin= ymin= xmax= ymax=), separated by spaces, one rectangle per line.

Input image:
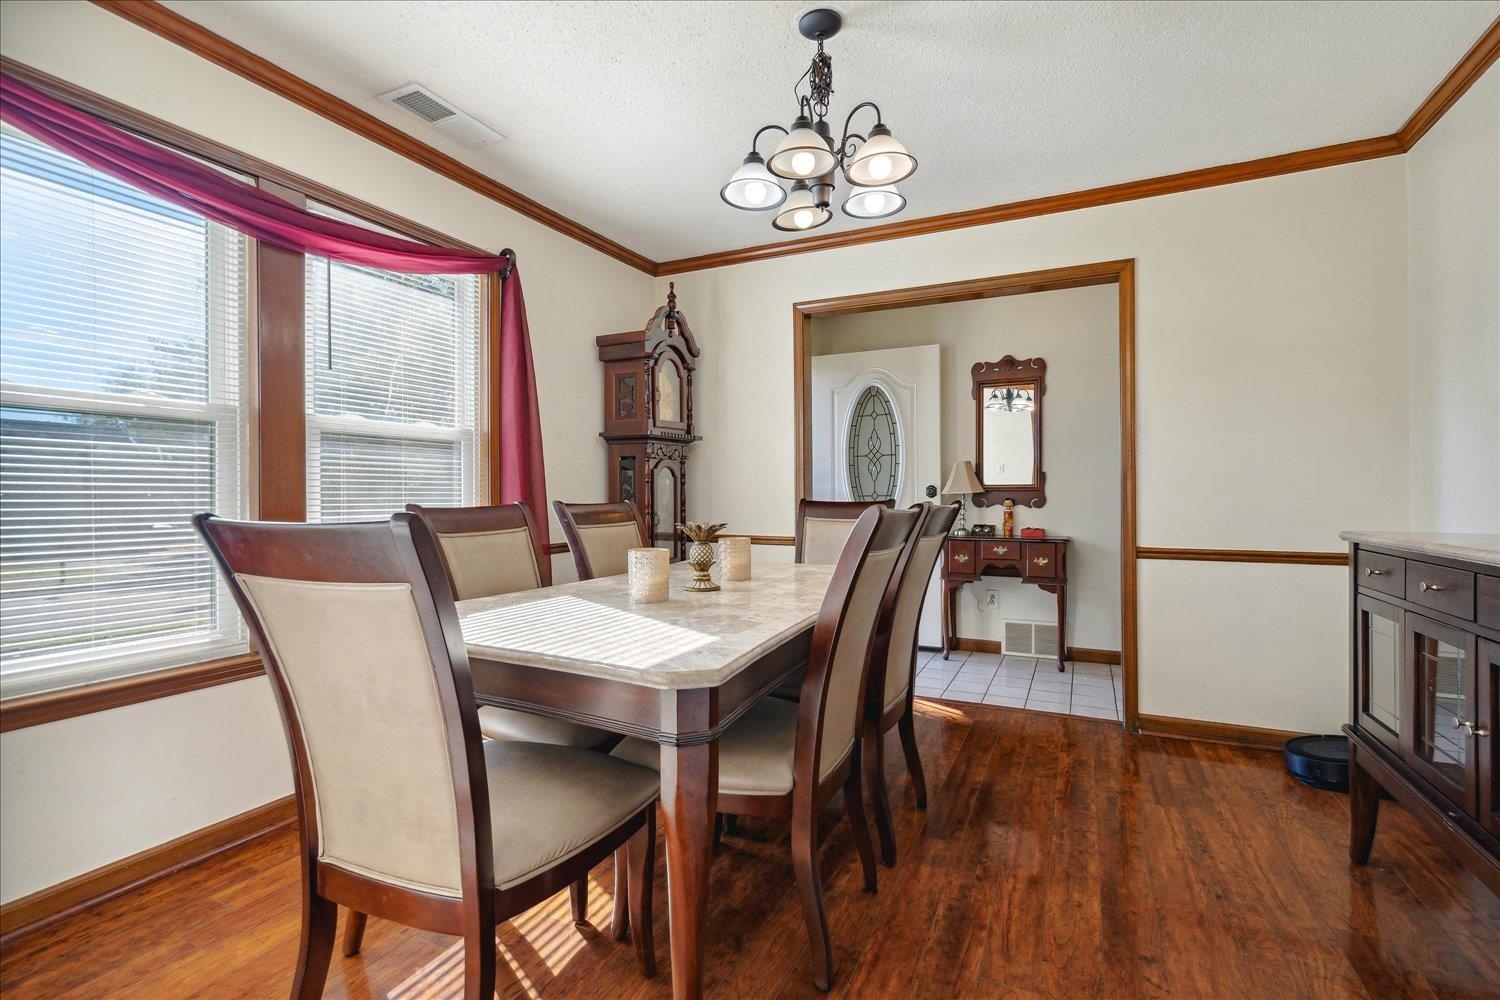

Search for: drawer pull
xmin=994 ymin=545 xmax=1009 ymax=555
xmin=1033 ymin=556 xmax=1050 ymax=566
xmin=1452 ymin=717 xmax=1490 ymax=738
xmin=1364 ymin=567 xmax=1385 ymax=577
xmin=954 ymin=553 xmax=969 ymax=564
xmin=1419 ymin=581 xmax=1444 ymax=593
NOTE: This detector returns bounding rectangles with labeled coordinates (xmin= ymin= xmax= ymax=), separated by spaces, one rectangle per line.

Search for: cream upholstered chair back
xmin=800 ymin=506 xmax=920 ymax=783
xmin=795 ymin=498 xmax=895 ymax=564
xmin=407 ymin=502 xmax=550 ymax=600
xmin=553 ymin=501 xmax=648 ymax=580
xmin=195 ymin=514 xmax=487 ymax=901
xmin=881 ymin=503 xmax=960 ymax=712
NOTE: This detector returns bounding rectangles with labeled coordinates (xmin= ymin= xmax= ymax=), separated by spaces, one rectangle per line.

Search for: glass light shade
xmin=845 ymin=125 xmax=917 ymax=187
xmin=768 ymin=119 xmax=838 ymax=180
xmin=841 ymin=184 xmax=906 ymax=220
xmin=720 ymin=153 xmax=787 ymax=212
xmin=772 ymin=182 xmax=832 ymax=232
xmin=627 ymin=547 xmax=670 ymax=604
xmin=720 ymin=536 xmax=751 ymax=581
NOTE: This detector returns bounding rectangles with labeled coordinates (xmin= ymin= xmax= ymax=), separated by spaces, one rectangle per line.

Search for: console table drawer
xmin=980 ymin=539 xmax=1022 ymax=563
xmin=1405 ymin=560 xmax=1474 ymax=620
xmin=1356 ymin=550 xmax=1405 ymax=598
xmin=947 ymin=539 xmax=977 ymax=574
xmin=1025 ymin=542 xmax=1058 ymax=578
xmin=1480 ymin=575 xmax=1500 ymax=629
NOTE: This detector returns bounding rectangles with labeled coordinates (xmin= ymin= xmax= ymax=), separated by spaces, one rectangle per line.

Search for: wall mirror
xmin=971 ymin=355 xmax=1046 ymax=507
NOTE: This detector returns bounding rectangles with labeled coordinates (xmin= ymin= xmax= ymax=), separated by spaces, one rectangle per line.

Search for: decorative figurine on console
xmin=1001 ymin=498 xmax=1016 ymax=538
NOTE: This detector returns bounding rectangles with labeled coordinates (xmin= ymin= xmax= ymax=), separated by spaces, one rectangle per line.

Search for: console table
xmin=1341 ymin=531 xmax=1499 ymax=897
xmin=941 ymin=535 xmax=1069 ymax=671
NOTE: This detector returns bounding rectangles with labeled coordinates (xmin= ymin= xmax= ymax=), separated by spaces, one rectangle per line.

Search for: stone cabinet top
xmin=1339 ymin=531 xmax=1500 ymax=569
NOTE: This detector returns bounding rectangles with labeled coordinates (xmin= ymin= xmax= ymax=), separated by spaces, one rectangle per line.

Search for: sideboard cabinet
xmin=1341 ymin=531 xmax=1500 ymax=896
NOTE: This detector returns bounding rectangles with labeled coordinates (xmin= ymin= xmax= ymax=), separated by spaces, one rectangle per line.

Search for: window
xmin=304 ymin=204 xmax=483 ymax=521
xmin=845 ymin=384 xmax=900 ymax=502
xmin=0 ymin=125 xmax=247 ymax=696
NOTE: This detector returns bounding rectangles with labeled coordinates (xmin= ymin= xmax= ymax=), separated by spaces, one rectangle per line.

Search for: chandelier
xmin=985 ymin=386 xmax=1035 ymax=413
xmin=719 ymin=8 xmax=918 ymax=232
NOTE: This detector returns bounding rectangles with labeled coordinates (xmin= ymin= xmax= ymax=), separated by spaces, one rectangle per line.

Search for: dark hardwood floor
xmin=3 ymin=702 xmax=1497 ymax=999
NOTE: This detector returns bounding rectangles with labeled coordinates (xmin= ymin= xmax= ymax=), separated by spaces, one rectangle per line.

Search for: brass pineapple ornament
xmin=678 ymin=522 xmax=728 ymax=593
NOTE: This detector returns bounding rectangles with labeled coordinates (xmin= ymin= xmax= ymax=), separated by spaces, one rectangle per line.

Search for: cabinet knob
xmin=995 ymin=545 xmax=1008 ymax=555
xmin=1364 ymin=567 xmax=1385 ymax=577
xmin=1419 ymin=581 xmax=1444 ymax=593
xmin=954 ymin=553 xmax=969 ymax=564
xmin=1452 ymin=718 xmax=1490 ymax=738
xmin=1034 ymin=556 xmax=1050 ymax=566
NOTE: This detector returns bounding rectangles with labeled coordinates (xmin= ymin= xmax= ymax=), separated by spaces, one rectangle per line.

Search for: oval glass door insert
xmin=846 ymin=384 xmax=901 ymax=502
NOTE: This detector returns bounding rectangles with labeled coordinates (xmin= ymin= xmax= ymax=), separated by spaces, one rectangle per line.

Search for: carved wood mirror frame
xmin=971 ymin=355 xmax=1046 ymax=509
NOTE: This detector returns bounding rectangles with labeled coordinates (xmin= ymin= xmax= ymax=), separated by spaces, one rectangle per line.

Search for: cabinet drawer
xmin=1025 ymin=542 xmax=1058 ymax=578
xmin=1356 ymin=549 xmax=1405 ymax=598
xmin=1479 ymin=575 xmax=1500 ymax=630
xmin=1405 ymin=560 xmax=1475 ymax=620
xmin=946 ymin=539 xmax=978 ymax=574
xmin=980 ymin=539 xmax=1022 ymax=563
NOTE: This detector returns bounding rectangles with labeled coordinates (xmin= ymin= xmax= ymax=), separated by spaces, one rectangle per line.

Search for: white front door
xmin=811 ymin=345 xmax=945 ymax=645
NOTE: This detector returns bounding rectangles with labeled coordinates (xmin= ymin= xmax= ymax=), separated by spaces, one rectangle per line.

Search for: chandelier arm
xmin=751 ymin=124 xmax=790 ymax=156
xmin=839 ymin=101 xmax=883 ymax=150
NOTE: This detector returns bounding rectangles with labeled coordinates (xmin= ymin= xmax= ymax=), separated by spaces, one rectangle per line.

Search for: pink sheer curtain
xmin=1 ymin=70 xmax=549 ymax=536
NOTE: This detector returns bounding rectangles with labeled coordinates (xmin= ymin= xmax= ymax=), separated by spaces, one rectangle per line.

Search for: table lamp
xmin=941 ymin=460 xmax=984 ymax=535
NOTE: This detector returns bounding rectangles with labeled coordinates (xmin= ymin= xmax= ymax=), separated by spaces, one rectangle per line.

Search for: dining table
xmin=457 ymin=560 xmax=835 ymax=1000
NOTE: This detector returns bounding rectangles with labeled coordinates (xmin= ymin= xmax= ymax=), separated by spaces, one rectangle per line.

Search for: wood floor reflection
xmin=3 ymin=703 xmax=1497 ymax=999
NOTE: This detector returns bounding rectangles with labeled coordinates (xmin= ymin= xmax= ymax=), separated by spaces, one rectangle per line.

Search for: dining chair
xmin=612 ymin=505 xmax=921 ymax=991
xmin=553 ymin=500 xmax=649 ymax=579
xmin=860 ymin=501 xmax=959 ymax=867
xmin=195 ymin=513 xmax=660 ymax=998
xmin=794 ymin=497 xmax=895 ymax=564
xmin=408 ymin=501 xmax=621 ymax=928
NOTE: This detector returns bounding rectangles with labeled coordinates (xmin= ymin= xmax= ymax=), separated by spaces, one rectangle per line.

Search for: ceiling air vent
xmin=377 ymin=83 xmax=504 ymax=147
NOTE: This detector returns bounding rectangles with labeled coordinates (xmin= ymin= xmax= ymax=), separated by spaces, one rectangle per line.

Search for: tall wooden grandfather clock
xmin=596 ymin=283 xmax=701 ymax=560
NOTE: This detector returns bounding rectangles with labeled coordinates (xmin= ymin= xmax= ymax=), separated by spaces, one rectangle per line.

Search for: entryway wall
xmin=812 ymin=285 xmax=1121 ymax=652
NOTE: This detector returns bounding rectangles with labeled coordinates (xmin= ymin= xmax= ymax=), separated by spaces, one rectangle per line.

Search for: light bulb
xmin=866 ymin=154 xmax=893 ymax=181
xmin=744 ymin=181 xmax=769 ymax=206
xmin=793 ymin=208 xmax=814 ymax=229
xmin=863 ymin=192 xmax=888 ymax=214
xmin=791 ymin=150 xmax=817 ymax=176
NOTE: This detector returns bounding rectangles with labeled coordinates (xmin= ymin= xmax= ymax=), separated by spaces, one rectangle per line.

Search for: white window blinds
xmin=0 ymin=125 xmax=248 ymax=696
xmin=304 ymin=204 xmax=482 ymax=522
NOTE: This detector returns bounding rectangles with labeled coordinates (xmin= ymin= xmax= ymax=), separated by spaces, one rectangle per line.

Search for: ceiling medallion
xmin=719 ymin=8 xmax=917 ymax=233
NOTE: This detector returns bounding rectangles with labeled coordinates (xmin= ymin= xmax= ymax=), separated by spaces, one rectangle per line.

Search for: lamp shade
xmin=841 ymin=183 xmax=905 ymax=219
xmin=845 ymin=123 xmax=917 ymax=187
xmin=768 ymin=116 xmax=838 ymax=180
xmin=941 ymin=460 xmax=984 ymax=496
xmin=720 ymin=153 xmax=787 ymax=211
xmin=772 ymin=181 xmax=832 ymax=232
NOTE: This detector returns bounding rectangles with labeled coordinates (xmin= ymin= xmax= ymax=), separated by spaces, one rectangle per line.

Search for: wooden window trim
xmin=0 ymin=57 xmax=498 ymax=730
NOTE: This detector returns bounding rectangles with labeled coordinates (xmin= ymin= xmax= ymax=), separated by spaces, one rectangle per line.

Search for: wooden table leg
xmin=1348 ymin=743 xmax=1381 ymax=865
xmin=659 ymin=693 xmax=719 ymax=1000
xmin=1055 ymin=582 xmax=1067 ymax=672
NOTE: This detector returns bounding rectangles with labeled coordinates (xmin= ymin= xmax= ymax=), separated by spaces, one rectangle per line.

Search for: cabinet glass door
xmin=1356 ymin=595 xmax=1403 ymax=756
xmin=1406 ymin=613 xmax=1478 ymax=814
xmin=1480 ymin=640 xmax=1498 ymax=839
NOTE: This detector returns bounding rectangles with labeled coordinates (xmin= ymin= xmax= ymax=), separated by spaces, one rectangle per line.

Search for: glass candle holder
xmin=720 ymin=536 xmax=751 ymax=581
xmin=628 ymin=547 xmax=670 ymax=604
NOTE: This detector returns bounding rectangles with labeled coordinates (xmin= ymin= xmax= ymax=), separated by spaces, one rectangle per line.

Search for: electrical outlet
xmin=984 ymin=591 xmax=999 ymax=609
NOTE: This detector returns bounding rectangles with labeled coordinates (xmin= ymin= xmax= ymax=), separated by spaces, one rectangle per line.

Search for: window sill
xmin=0 ymin=653 xmax=264 ymax=734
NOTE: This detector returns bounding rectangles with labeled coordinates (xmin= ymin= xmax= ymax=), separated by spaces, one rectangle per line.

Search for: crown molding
xmin=91 ymin=0 xmax=656 ymax=274
xmin=90 ymin=4 xmax=1498 ymax=279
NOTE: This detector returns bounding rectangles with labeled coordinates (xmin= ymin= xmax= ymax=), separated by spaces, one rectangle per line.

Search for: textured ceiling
xmin=162 ymin=1 xmax=1498 ymax=262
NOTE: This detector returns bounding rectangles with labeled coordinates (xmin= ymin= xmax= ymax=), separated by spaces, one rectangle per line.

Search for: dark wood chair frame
xmin=552 ymin=500 xmax=649 ymax=580
xmin=792 ymin=498 xmax=896 ymax=563
xmin=407 ymin=500 xmax=553 ymax=589
xmin=860 ymin=502 xmax=960 ymax=867
xmin=194 ymin=513 xmax=657 ymax=999
xmin=717 ymin=505 xmax=920 ymax=991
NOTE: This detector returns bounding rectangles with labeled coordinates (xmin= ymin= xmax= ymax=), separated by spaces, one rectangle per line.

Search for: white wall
xmin=0 ymin=1 xmax=653 ymax=904
xmin=1407 ymin=62 xmax=1500 ymax=533
xmin=663 ymin=156 xmax=1413 ymax=736
xmin=812 ymin=287 xmax=1122 ymax=650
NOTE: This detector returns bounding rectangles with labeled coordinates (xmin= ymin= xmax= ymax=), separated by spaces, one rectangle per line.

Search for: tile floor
xmin=912 ymin=649 xmax=1124 ymax=722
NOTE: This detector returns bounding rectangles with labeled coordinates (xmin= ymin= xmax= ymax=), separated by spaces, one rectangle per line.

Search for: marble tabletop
xmin=458 ymin=562 xmax=834 ymax=689
xmin=1338 ymin=531 xmax=1500 ymax=568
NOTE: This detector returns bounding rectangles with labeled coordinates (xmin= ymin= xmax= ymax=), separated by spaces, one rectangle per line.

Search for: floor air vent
xmin=1003 ymin=620 xmax=1059 ymax=658
xmin=378 ymin=84 xmax=504 ymax=147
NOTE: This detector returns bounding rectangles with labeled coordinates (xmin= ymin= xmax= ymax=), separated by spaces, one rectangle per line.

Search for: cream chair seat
xmin=484 ymin=741 xmax=659 ymax=889
xmin=612 ymin=696 xmax=799 ymax=797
